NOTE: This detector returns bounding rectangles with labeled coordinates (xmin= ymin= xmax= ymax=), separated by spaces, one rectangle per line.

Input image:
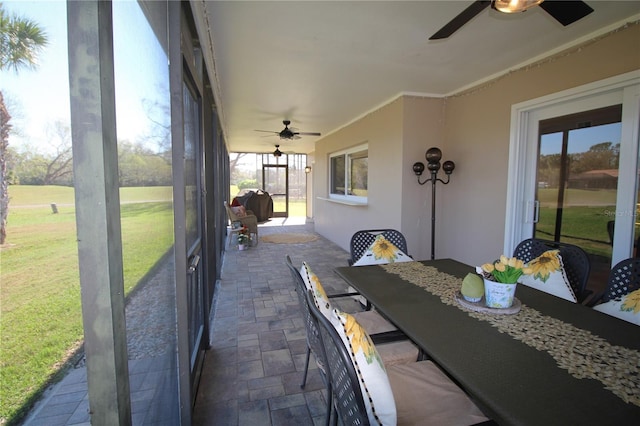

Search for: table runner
xmin=380 ymin=261 xmax=640 ymax=406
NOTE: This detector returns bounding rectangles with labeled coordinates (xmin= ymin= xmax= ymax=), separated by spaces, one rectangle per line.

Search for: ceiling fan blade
xmin=429 ymin=0 xmax=491 ymax=40
xmin=254 ymin=130 xmax=278 ymax=134
xmin=296 ymin=132 xmax=321 ymax=136
xmin=539 ymin=0 xmax=594 ymax=26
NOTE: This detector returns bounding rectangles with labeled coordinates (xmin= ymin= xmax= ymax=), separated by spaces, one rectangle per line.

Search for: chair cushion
xmin=353 ymin=235 xmax=413 ymax=266
xmin=231 ymin=205 xmax=246 ymax=217
xmin=330 ymin=308 xmax=397 ymax=426
xmin=593 ymin=289 xmax=640 ymax=326
xmin=302 ymin=262 xmax=419 ymax=366
xmin=300 ymin=262 xmax=333 ymax=318
xmin=388 ymin=361 xmax=488 ymax=425
xmin=520 ymin=250 xmax=577 ymax=302
xmin=353 ymin=311 xmax=419 ymax=367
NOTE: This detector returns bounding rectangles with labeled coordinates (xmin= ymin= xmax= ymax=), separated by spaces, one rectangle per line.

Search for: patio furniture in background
xmin=224 ymin=201 xmax=258 ymax=246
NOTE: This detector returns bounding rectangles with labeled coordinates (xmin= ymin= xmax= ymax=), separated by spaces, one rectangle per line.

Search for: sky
xmin=540 ymin=122 xmax=622 ymax=156
xmin=1 ymin=0 xmax=169 ymax=155
xmin=1 ymin=1 xmax=70 ymax=154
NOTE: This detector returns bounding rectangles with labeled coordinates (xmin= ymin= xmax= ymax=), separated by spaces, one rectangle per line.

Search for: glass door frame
xmin=262 ymin=163 xmax=289 ymax=217
xmin=504 ymin=71 xmax=640 ymax=266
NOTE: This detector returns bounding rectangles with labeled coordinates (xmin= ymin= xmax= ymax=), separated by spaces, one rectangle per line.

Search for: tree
xmin=0 ymin=5 xmax=48 ymax=244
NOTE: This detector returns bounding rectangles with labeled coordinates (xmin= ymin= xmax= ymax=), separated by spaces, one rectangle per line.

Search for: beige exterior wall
xmin=441 ymin=23 xmax=640 ymax=266
xmin=313 ymin=23 xmax=640 ymax=263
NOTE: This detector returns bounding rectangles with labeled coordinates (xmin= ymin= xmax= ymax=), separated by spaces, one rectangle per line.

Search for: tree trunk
xmin=0 ymin=91 xmax=11 ymax=245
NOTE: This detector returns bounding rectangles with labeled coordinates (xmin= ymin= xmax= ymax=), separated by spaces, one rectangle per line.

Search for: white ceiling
xmin=202 ymin=1 xmax=640 ymax=154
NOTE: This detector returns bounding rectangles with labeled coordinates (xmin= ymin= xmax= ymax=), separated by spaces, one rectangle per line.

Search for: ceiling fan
xmin=255 ymin=120 xmax=321 ymax=140
xmin=429 ymin=0 xmax=594 ymax=40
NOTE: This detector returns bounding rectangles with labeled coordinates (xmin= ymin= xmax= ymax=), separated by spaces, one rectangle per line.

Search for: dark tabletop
xmin=335 ymin=259 xmax=640 ymax=426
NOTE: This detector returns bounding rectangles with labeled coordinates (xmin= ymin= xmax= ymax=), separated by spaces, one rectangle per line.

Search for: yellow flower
xmin=621 ymin=289 xmax=640 ymax=314
xmin=371 ymin=236 xmax=397 ymax=261
xmin=342 ymin=313 xmax=381 ymax=365
xmin=481 ymin=263 xmax=495 ymax=273
xmin=528 ymin=250 xmax=560 ymax=282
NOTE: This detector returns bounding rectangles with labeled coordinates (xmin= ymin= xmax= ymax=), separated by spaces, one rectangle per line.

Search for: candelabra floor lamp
xmin=412 ymin=147 xmax=455 ymax=260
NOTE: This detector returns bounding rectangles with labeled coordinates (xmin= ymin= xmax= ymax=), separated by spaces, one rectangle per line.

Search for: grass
xmin=535 ymin=188 xmax=639 ymax=258
xmin=1 ymin=185 xmax=173 ymax=425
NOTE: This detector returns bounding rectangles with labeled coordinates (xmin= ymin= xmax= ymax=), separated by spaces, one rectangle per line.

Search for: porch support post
xmin=67 ymin=1 xmax=131 ymax=424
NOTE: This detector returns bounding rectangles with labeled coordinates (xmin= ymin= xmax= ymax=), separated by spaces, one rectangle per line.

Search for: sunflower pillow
xmin=300 ymin=262 xmax=333 ymax=318
xmin=593 ymin=289 xmax=640 ymax=326
xmin=329 ymin=308 xmax=397 ymax=425
xmin=353 ymin=235 xmax=413 ymax=266
xmin=519 ymin=250 xmax=577 ymax=302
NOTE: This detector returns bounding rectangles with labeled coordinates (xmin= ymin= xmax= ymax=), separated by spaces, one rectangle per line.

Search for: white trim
xmin=504 ymin=70 xmax=640 ymax=258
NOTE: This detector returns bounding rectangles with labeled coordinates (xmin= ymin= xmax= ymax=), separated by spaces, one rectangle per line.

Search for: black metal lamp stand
xmin=412 ymin=147 xmax=455 ymax=260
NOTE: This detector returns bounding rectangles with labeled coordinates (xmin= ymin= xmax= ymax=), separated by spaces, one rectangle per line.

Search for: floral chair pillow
xmin=329 ymin=308 xmax=397 ymax=425
xmin=300 ymin=262 xmax=333 ymax=318
xmin=594 ymin=289 xmax=640 ymax=326
xmin=519 ymin=250 xmax=577 ymax=303
xmin=353 ymin=235 xmax=413 ymax=266
xmin=230 ymin=205 xmax=246 ymax=217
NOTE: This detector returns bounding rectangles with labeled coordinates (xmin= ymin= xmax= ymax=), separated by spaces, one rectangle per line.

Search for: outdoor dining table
xmin=334 ymin=259 xmax=640 ymax=426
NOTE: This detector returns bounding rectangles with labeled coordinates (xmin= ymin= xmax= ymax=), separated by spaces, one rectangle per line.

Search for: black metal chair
xmin=348 ymin=229 xmax=409 ymax=265
xmin=312 ymin=295 xmax=493 ymax=426
xmin=286 ymin=256 xmax=415 ymax=425
xmin=513 ymin=238 xmax=591 ymax=303
xmin=285 ymin=256 xmax=333 ymax=426
xmin=589 ymin=257 xmax=640 ymax=307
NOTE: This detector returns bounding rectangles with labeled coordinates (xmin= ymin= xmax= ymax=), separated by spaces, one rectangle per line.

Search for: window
xmin=330 ymin=144 xmax=368 ymax=203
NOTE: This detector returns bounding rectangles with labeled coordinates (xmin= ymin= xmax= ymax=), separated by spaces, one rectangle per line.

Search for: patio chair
xmin=588 ymin=257 xmax=640 ymax=307
xmin=285 ymin=256 xmax=419 ymax=423
xmin=348 ymin=229 xmax=409 ymax=265
xmin=313 ymin=296 xmax=491 ymax=426
xmin=513 ymin=238 xmax=591 ymax=303
xmin=224 ymin=201 xmax=258 ymax=245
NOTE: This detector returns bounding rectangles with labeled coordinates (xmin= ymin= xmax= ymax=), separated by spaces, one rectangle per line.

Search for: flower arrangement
xmin=237 ymin=226 xmax=251 ymax=245
xmin=478 ymin=255 xmax=532 ymax=284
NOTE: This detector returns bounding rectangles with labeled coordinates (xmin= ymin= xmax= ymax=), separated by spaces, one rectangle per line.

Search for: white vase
xmin=238 ymin=243 xmax=246 ymax=251
xmin=484 ymin=278 xmax=517 ymax=308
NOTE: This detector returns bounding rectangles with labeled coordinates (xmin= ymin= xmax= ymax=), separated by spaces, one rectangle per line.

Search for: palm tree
xmin=0 ymin=4 xmax=48 ymax=244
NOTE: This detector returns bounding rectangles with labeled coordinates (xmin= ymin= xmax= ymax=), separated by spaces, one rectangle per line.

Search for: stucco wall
xmin=312 ymin=22 xmax=640 ymax=263
xmin=440 ymin=23 xmax=640 ymax=266
xmin=314 ymin=98 xmax=405 ymax=251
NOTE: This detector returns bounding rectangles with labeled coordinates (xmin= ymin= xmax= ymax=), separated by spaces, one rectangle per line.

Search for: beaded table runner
xmin=380 ymin=262 xmax=640 ymax=406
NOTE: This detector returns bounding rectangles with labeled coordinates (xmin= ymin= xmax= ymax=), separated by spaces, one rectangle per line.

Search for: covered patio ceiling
xmin=197 ymin=1 xmax=640 ymax=154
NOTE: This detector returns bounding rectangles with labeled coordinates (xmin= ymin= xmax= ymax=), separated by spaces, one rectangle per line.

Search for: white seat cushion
xmin=388 ymin=361 xmax=489 ymax=426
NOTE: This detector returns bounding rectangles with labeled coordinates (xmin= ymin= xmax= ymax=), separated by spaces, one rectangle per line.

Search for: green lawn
xmin=1 ymin=185 xmax=173 ymax=425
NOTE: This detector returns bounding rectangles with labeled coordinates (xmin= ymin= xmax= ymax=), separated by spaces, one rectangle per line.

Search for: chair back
xmin=313 ymin=295 xmax=371 ymax=426
xmin=601 ymin=257 xmax=640 ymax=303
xmin=349 ymin=229 xmax=408 ymax=265
xmin=285 ymin=256 xmax=328 ymax=379
xmin=513 ymin=238 xmax=591 ymax=302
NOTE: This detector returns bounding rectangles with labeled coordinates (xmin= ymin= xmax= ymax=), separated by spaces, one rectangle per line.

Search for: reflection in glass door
xmin=263 ymin=164 xmax=288 ymax=217
xmin=535 ymin=105 xmax=625 ymax=292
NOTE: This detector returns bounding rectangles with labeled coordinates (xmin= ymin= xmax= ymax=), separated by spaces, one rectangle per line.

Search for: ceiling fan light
xmin=493 ymin=0 xmax=543 ymax=13
xmin=273 ymin=145 xmax=282 ymax=157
